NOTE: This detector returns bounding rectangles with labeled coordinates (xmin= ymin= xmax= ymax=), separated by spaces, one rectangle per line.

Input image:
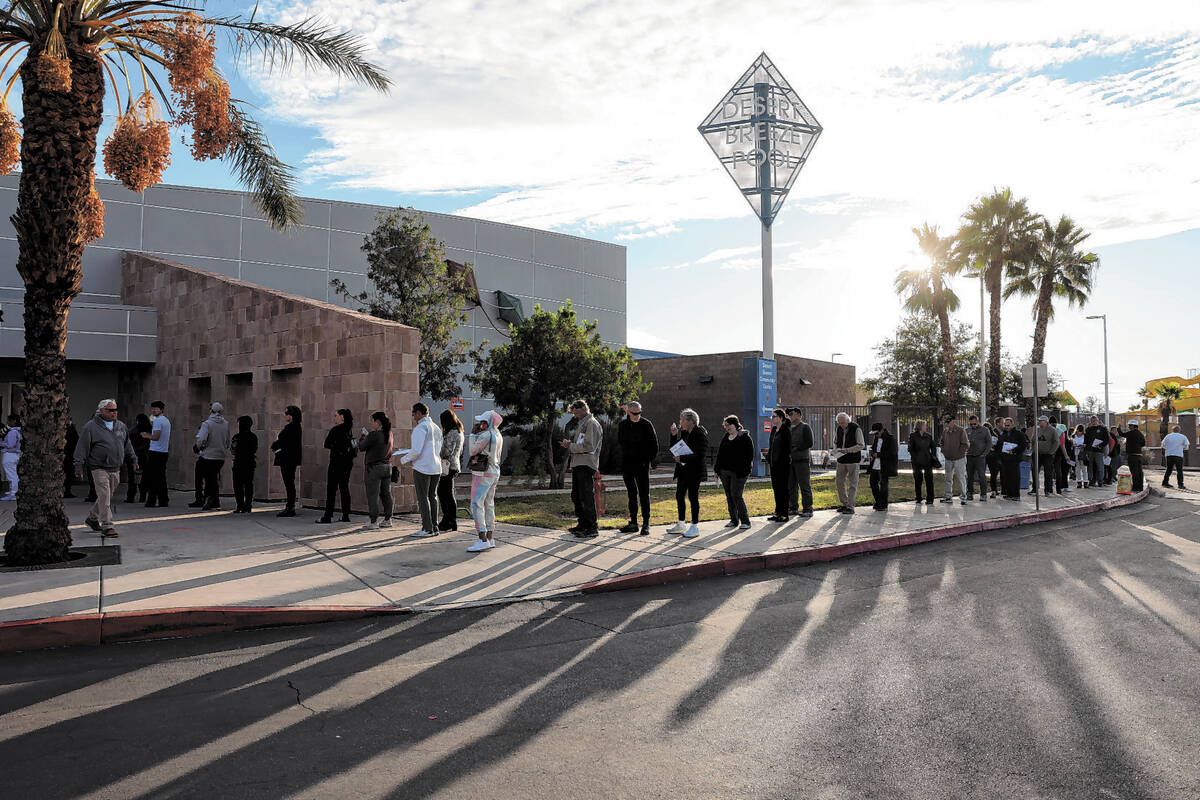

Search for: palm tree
xmin=953 ymin=188 xmax=1040 ymax=414
xmin=1136 ymin=385 xmax=1155 ymax=410
xmin=895 ymin=223 xmax=961 ymax=408
xmin=1 ymin=1 xmax=389 ymax=565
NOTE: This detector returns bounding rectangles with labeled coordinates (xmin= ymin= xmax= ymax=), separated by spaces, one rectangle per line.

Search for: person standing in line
xmin=1031 ymin=415 xmax=1059 ymax=497
xmin=1082 ymin=415 xmax=1109 ymax=489
xmin=74 ymin=398 xmax=140 ymax=537
xmin=402 ymin=402 xmax=444 ymax=537
xmin=1161 ymin=425 xmax=1189 ymax=489
xmin=466 ymin=410 xmax=504 ymax=552
xmin=125 ymin=413 xmax=152 ymax=503
xmin=1052 ymin=416 xmax=1071 ymax=493
xmin=1123 ymin=420 xmax=1146 ymax=492
xmin=560 ymin=399 xmax=604 ymax=539
xmin=1070 ymin=425 xmax=1087 ymax=488
xmin=63 ymin=419 xmax=79 ymax=498
xmin=908 ymin=420 xmax=936 ymax=506
xmin=667 ymin=408 xmax=709 ymax=538
xmin=142 ymin=401 xmax=171 ymax=508
xmin=714 ymin=414 xmax=754 ymax=530
xmin=0 ymin=413 xmax=21 ymax=500
xmin=437 ymin=409 xmax=465 ymax=532
xmin=766 ymin=408 xmax=792 ymax=522
xmin=616 ymin=401 xmax=658 ymax=536
xmin=995 ymin=417 xmax=1027 ymax=500
xmin=318 ymin=409 xmax=356 ymax=524
xmin=940 ymin=416 xmax=970 ymax=505
xmin=831 ymin=412 xmax=864 ymax=514
xmin=358 ymin=411 xmax=394 ymax=529
xmin=787 ymin=407 xmax=815 ymax=517
xmin=868 ymin=422 xmax=898 ymax=510
xmin=965 ymin=415 xmax=991 ymax=502
xmin=986 ymin=419 xmax=1003 ymax=498
xmin=271 ymin=405 xmax=303 ymax=517
xmin=190 ymin=402 xmax=230 ymax=511
xmin=1106 ymin=425 xmax=1123 ymax=484
xmin=231 ymin=415 xmax=257 ymax=513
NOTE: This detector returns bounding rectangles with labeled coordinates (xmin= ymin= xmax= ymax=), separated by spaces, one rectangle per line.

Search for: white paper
xmin=1001 ymin=442 xmax=1017 ymax=454
xmin=1103 ymin=456 xmax=1111 ymax=466
xmin=392 ymin=448 xmax=410 ymax=457
xmin=1092 ymin=438 xmax=1105 ymax=449
xmin=670 ymin=440 xmax=693 ymax=457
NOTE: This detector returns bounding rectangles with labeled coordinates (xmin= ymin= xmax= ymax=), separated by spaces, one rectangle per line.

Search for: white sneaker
xmin=487 ymin=539 xmax=496 ymax=549
xmin=378 ymin=519 xmax=391 ymax=529
xmin=466 ymin=539 xmax=490 ymax=552
xmin=0 ymin=494 xmax=14 ymax=501
xmin=738 ymin=521 xmax=751 ymax=529
xmin=666 ymin=521 xmax=687 ymax=534
xmin=681 ymin=524 xmax=699 ymax=538
xmin=409 ymin=529 xmax=437 ymax=538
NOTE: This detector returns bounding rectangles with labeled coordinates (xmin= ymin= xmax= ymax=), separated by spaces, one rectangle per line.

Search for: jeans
xmin=789 ymin=458 xmax=813 ymax=513
xmin=676 ymin=476 xmax=701 ymax=523
xmin=438 ymin=470 xmax=459 ymax=529
xmin=944 ymin=458 xmax=967 ymax=499
xmin=912 ymin=463 xmax=934 ymax=502
xmin=1163 ymin=455 xmax=1185 ymax=487
xmin=622 ymin=464 xmax=651 ymax=524
xmin=88 ymin=469 xmax=120 ymax=529
xmin=324 ymin=461 xmax=353 ymax=519
xmin=233 ymin=464 xmax=255 ymax=511
xmin=835 ymin=462 xmax=859 ymax=509
xmin=413 ymin=470 xmax=440 ymax=532
xmin=471 ymin=471 xmax=499 ymax=533
xmin=966 ymin=455 xmax=988 ymax=498
xmin=869 ymin=469 xmax=889 ymax=508
xmin=1031 ymin=452 xmax=1056 ymax=493
xmin=364 ymin=462 xmax=393 ymax=522
xmin=199 ymin=457 xmax=224 ymax=506
xmin=770 ymin=462 xmax=790 ymax=517
xmin=571 ymin=465 xmax=597 ymax=529
xmin=1128 ymin=454 xmax=1144 ymax=491
xmin=720 ymin=469 xmax=749 ymax=524
xmin=1087 ymin=451 xmax=1106 ymax=486
xmin=279 ymin=463 xmax=297 ymax=509
xmin=145 ymin=451 xmax=169 ymax=505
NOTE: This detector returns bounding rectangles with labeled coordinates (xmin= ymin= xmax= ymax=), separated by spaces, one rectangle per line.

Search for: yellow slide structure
xmin=1144 ymin=375 xmax=1200 ymax=412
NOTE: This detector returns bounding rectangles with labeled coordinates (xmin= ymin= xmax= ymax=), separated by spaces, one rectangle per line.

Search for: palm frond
xmin=205 ymin=16 xmax=390 ymax=93
xmin=225 ymin=100 xmax=303 ymax=230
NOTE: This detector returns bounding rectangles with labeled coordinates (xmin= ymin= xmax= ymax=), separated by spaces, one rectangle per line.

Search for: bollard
xmin=593 ymin=472 xmax=606 ymax=516
xmin=1116 ymin=465 xmax=1132 ymax=495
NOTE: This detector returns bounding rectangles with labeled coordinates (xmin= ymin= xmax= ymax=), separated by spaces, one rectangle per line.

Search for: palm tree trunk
xmin=987 ymin=261 xmax=1003 ymax=418
xmin=3 ymin=41 xmax=105 ymax=565
xmin=937 ymin=306 xmax=958 ymax=409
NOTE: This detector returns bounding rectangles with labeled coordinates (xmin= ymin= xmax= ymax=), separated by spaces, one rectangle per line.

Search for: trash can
xmin=1116 ymin=465 xmax=1132 ymax=495
xmin=1020 ymin=459 xmax=1031 ymax=490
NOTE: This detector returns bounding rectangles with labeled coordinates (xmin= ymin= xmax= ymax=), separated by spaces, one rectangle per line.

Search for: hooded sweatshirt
xmin=196 ymin=413 xmax=231 ymax=461
xmin=469 ymin=410 xmax=504 ymax=477
xmin=75 ymin=413 xmax=138 ymax=470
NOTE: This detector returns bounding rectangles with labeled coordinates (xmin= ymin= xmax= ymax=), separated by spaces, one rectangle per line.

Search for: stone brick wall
xmin=118 ymin=252 xmax=420 ymax=512
xmin=635 ymin=350 xmax=856 ymax=458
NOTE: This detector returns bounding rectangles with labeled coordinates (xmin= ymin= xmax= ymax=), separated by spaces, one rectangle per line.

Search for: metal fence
xmin=781 ymin=404 xmax=871 ymax=451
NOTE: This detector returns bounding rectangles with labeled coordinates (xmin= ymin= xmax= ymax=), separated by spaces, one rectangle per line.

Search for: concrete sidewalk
xmin=0 ymin=483 xmax=1150 ymax=652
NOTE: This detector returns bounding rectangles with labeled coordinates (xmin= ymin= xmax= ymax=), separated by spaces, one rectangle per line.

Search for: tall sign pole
xmin=700 ymin=53 xmax=823 ymax=362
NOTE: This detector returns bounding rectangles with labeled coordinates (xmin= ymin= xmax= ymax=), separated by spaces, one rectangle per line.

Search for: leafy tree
xmin=895 ymin=223 xmax=961 ymax=406
xmin=953 ymin=188 xmax=1040 ymax=417
xmin=862 ymin=314 xmax=979 ymax=409
xmin=998 ymin=353 xmax=1060 ymax=410
xmin=472 ymin=302 xmax=650 ymax=488
xmin=333 ymin=209 xmax=484 ymax=401
xmin=0 ymin=1 xmax=388 ymax=565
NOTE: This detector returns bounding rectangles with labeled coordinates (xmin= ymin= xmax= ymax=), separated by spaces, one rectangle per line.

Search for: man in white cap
xmin=1123 ymin=420 xmax=1145 ymax=492
xmin=191 ymin=402 xmax=230 ymax=511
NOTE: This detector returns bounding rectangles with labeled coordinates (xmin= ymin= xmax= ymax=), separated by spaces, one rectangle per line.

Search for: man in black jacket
xmin=787 ymin=407 xmax=815 ymax=517
xmin=1082 ymin=416 xmax=1109 ymax=487
xmin=868 ymin=422 xmax=898 ymax=510
xmin=617 ymin=402 xmax=658 ymax=535
xmin=1123 ymin=420 xmax=1146 ymax=492
xmin=767 ymin=409 xmax=791 ymax=521
xmin=994 ymin=417 xmax=1028 ymax=500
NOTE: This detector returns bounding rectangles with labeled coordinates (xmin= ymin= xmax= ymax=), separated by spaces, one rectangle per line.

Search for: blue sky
xmin=62 ymin=1 xmax=1200 ymax=411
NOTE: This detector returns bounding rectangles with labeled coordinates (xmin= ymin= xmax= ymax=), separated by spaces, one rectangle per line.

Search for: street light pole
xmin=831 ymin=352 xmax=843 ymax=362
xmin=980 ymin=273 xmax=987 ymax=422
xmin=1086 ymin=314 xmax=1109 ymax=427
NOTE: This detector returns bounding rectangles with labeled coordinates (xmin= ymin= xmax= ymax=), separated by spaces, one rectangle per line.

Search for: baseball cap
xmin=210 ymin=402 xmax=224 ymax=413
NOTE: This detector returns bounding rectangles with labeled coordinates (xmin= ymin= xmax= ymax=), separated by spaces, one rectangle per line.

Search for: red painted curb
xmin=0 ymin=605 xmax=408 ymax=654
xmin=580 ymin=488 xmax=1149 ymax=595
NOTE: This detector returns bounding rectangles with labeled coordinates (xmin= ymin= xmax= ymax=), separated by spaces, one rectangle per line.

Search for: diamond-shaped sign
xmin=699 ymin=53 xmax=822 ymax=226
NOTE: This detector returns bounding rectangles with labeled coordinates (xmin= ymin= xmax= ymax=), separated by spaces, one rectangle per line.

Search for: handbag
xmin=468 ymin=431 xmax=492 ymax=473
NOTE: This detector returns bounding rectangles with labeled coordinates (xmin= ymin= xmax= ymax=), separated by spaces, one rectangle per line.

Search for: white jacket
xmin=402 ymin=416 xmax=444 ymax=476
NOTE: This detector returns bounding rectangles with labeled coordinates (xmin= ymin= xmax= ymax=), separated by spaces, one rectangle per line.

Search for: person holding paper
xmin=667 ymin=408 xmax=708 ymax=538
xmin=832 ymin=412 xmax=865 ymax=513
xmin=1031 ymin=415 xmax=1059 ymax=496
xmin=401 ymin=402 xmax=444 ymax=538
xmin=868 ymin=422 xmax=898 ymax=510
xmin=940 ymin=416 xmax=970 ymax=505
xmin=766 ymin=408 xmax=791 ymax=522
xmin=1083 ymin=416 xmax=1109 ymax=488
xmin=994 ymin=418 xmax=1027 ymax=500
xmin=908 ymin=420 xmax=936 ymax=505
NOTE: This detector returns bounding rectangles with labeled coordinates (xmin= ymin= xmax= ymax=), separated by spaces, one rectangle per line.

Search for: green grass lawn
xmin=492 ymin=474 xmax=926 ymax=530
